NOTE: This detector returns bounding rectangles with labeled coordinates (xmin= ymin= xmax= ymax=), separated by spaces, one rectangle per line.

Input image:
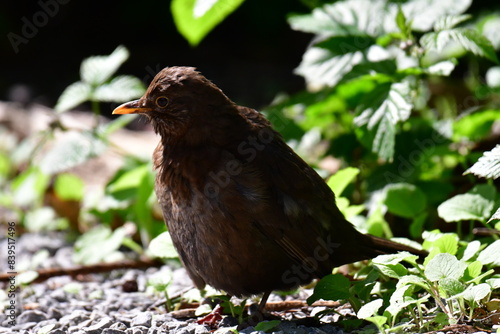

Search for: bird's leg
xmin=258 ymin=291 xmax=271 ymax=312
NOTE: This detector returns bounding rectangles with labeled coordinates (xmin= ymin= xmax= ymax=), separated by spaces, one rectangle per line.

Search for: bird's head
xmin=113 ymin=66 xmax=233 ymax=143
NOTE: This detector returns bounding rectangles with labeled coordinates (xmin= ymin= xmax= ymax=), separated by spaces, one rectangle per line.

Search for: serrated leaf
xmin=294 ymin=46 xmax=365 ymax=88
xmin=477 ymin=239 xmax=500 ymax=266
xmin=465 ymin=145 xmax=500 ymax=179
xmin=93 ymin=75 xmax=145 ymax=103
xmin=424 ymin=253 xmax=466 ymax=281
xmin=438 ymin=193 xmax=494 ymax=223
xmin=148 ymin=232 xmax=179 ymax=259
xmin=434 ymin=15 xmax=471 ymax=31
xmin=39 ymin=131 xmax=107 ymax=175
xmin=171 ymin=0 xmax=245 ymax=46
xmin=307 ymin=274 xmax=351 ymax=304
xmin=354 ymin=81 xmax=412 ymax=160
xmin=421 ymin=28 xmax=499 ymax=63
xmin=288 ymin=0 xmax=387 ymax=36
xmin=80 ymin=45 xmax=129 ymax=85
xmin=55 ymin=81 xmax=92 ymax=113
xmin=489 ymin=206 xmax=500 ymax=223
xmin=401 ymin=0 xmax=472 ymax=32
xmin=384 ymin=183 xmax=427 ymax=218
xmin=327 ymin=167 xmax=360 ymax=196
xmin=357 ymin=299 xmax=383 ymax=319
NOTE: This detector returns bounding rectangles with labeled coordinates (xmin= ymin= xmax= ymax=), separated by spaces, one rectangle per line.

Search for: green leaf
xmin=107 ymin=164 xmax=149 ymax=195
xmin=480 ymin=15 xmax=500 ymax=49
xmin=434 ymin=15 xmax=471 ymax=31
xmin=54 ymin=173 xmax=84 ymax=201
xmin=420 ymin=28 xmax=499 ymax=63
xmin=39 ymin=131 xmax=106 ymax=175
xmin=439 ymin=277 xmax=465 ymax=297
xmin=462 ymin=240 xmax=481 ymax=261
xmin=80 ymin=45 xmax=129 ymax=85
xmin=373 ymin=263 xmax=407 ymax=279
xmin=254 ymin=320 xmax=281 ymax=332
xmin=372 ymin=251 xmax=418 ymax=266
xmin=397 ymin=274 xmax=429 ymax=290
xmin=294 ymin=46 xmax=365 ymax=88
xmin=357 ymin=299 xmax=383 ymax=319
xmin=12 ymin=167 xmax=50 ymax=207
xmin=354 ymin=81 xmax=413 ymax=160
xmin=465 ymin=145 xmax=500 ymax=180
xmin=148 ymin=232 xmax=179 ymax=259
xmin=453 ymin=110 xmax=500 ymax=141
xmin=384 ymin=183 xmax=427 ymax=218
xmin=438 ymin=193 xmax=494 ymax=223
xmin=463 ymin=261 xmax=482 ymax=282
xmin=73 ymin=226 xmax=127 ymax=265
xmin=396 ymin=6 xmax=408 ymax=37
xmin=314 ymin=35 xmax=376 ymax=54
xmin=459 ymin=283 xmax=491 ymax=302
xmin=17 ymin=270 xmax=39 ymax=285
xmin=93 ymin=75 xmax=145 ymax=103
xmin=25 ymin=207 xmax=68 ymax=232
xmin=424 ymin=253 xmax=466 ymax=282
xmin=423 ymin=233 xmax=459 ymax=255
xmin=477 ymin=240 xmax=500 ymax=266
xmin=401 ymin=0 xmax=471 ymax=31
xmin=54 ymin=81 xmax=92 ymax=113
xmin=489 ymin=206 xmax=500 ymax=223
xmin=307 ymin=274 xmax=351 ymax=304
xmin=171 ymin=0 xmax=245 ymax=46
xmin=288 ymin=0 xmax=387 ymax=36
xmin=327 ymin=167 xmax=360 ymax=196
xmin=424 ymin=60 xmax=457 ymax=76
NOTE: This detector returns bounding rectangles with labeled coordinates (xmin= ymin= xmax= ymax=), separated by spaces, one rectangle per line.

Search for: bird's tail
xmin=362 ymin=234 xmax=428 ymax=258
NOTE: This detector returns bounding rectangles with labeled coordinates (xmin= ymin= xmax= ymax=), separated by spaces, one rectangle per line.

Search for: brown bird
xmin=113 ymin=66 xmax=424 ymax=308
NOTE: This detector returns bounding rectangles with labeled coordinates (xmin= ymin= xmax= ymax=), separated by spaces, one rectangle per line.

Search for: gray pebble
xmin=83 ymin=317 xmax=113 ymax=334
xmin=48 ymin=329 xmax=68 ymax=334
xmin=110 ymin=322 xmax=128 ymax=331
xmin=17 ymin=310 xmax=48 ymax=324
xmin=103 ymin=329 xmax=127 ymax=334
xmin=131 ymin=312 xmax=152 ymax=327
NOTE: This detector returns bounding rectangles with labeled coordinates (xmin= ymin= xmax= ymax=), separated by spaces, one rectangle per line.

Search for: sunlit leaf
xmin=465 ymin=145 xmax=500 ymax=179
xmin=148 ymin=232 xmax=179 ymax=259
xmin=80 ymin=45 xmax=129 ymax=85
xmin=39 ymin=131 xmax=107 ymax=175
xmin=401 ymin=0 xmax=471 ymax=31
xmin=421 ymin=28 xmax=499 ymax=63
xmin=438 ymin=193 xmax=494 ymax=223
xmin=327 ymin=167 xmax=360 ymax=196
xmin=54 ymin=81 xmax=91 ymax=113
xmin=424 ymin=253 xmax=466 ymax=281
xmin=93 ymin=75 xmax=145 ymax=102
xmin=171 ymin=0 xmax=245 ymax=46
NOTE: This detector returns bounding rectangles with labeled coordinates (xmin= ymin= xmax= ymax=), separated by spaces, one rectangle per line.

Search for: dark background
xmin=1 ymin=0 xmax=311 ymax=113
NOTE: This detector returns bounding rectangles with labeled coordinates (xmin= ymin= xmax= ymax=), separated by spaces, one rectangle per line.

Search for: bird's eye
xmin=155 ymin=96 xmax=169 ymax=108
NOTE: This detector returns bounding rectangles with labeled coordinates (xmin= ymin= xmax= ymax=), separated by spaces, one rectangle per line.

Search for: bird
xmin=113 ymin=66 xmax=425 ymax=309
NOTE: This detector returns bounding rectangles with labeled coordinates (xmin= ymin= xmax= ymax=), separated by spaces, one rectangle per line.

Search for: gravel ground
xmin=0 ymin=232 xmax=353 ymax=334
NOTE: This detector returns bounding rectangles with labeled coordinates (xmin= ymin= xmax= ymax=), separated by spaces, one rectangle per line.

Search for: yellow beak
xmin=112 ymin=100 xmax=153 ymax=114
